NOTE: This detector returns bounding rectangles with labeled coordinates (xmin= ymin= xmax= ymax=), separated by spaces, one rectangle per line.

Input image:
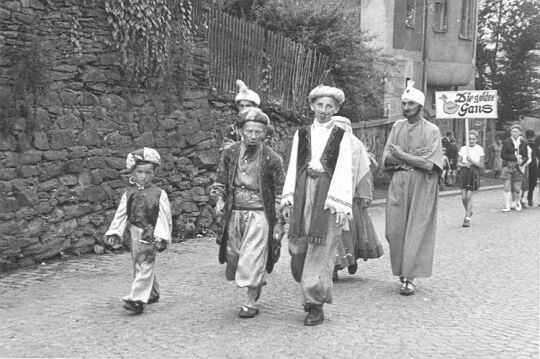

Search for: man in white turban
xmin=222 ymin=80 xmax=263 ymax=150
xmin=382 ymin=81 xmax=443 ymax=296
xmin=281 ymin=85 xmax=353 ymax=326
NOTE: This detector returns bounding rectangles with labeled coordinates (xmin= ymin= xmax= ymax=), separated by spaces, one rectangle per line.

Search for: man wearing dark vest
xmin=281 ymin=85 xmax=353 ymax=326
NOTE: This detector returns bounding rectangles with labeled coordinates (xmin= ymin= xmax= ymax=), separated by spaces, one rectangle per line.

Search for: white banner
xmin=435 ymin=90 xmax=498 ymax=119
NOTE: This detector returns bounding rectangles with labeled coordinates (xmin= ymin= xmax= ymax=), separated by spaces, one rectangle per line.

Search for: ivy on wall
xmin=0 ymin=42 xmax=48 ymax=137
xmin=104 ymin=0 xmax=195 ymax=89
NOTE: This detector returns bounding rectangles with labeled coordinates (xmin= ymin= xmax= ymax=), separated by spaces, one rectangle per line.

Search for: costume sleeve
xmin=381 ymin=121 xmax=402 ymax=167
xmin=154 ymin=190 xmax=172 ymax=244
xmin=421 ymin=124 xmax=444 ymax=171
xmin=211 ymin=150 xmax=229 ymax=201
xmin=281 ymin=131 xmax=299 ymax=206
xmin=105 ymin=192 xmax=128 ymax=237
xmin=271 ymin=153 xmax=286 ymax=206
xmin=325 ymin=130 xmax=353 ymax=216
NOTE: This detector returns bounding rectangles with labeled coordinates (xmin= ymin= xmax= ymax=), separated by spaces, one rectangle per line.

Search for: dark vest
xmin=296 ymin=125 xmax=345 ymax=177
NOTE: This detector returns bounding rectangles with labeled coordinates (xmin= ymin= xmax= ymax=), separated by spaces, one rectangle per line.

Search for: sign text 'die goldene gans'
xmin=435 ymin=90 xmax=498 ymax=119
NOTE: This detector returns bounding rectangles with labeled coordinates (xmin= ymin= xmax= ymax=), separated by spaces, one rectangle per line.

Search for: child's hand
xmin=156 ymin=240 xmax=167 ymax=252
xmin=104 ymin=234 xmax=121 ymax=248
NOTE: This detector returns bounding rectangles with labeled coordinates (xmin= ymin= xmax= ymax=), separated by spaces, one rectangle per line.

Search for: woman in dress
xmin=456 ymin=130 xmax=484 ymax=227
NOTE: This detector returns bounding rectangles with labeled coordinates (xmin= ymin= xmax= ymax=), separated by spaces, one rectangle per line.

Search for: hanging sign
xmin=435 ymin=90 xmax=498 ymax=119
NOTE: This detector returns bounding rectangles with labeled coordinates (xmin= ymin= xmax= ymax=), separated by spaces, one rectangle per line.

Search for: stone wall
xmin=0 ymin=0 xmax=301 ymax=271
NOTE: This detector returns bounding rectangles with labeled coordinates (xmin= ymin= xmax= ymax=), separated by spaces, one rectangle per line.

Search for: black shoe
xmin=348 ymin=263 xmax=358 ymax=275
xmin=304 ymin=304 xmax=324 ymax=326
xmin=528 ymin=200 xmax=533 ymax=207
xmin=147 ymin=296 xmax=160 ymax=304
xmin=332 ymin=269 xmax=338 ymax=282
xmin=123 ymin=299 xmax=144 ymax=314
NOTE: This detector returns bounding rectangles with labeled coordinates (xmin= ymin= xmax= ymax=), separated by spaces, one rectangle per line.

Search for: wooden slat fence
xmin=199 ymin=7 xmax=329 ymax=110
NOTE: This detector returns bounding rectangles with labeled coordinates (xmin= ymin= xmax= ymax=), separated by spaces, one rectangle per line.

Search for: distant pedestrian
xmin=489 ymin=137 xmax=503 ymax=178
xmin=382 ymin=81 xmax=443 ymax=296
xmin=500 ymin=125 xmax=528 ymax=212
xmin=105 ymin=148 xmax=172 ymax=314
xmin=456 ymin=130 xmax=484 ymax=227
xmin=440 ymin=148 xmax=451 ymax=191
xmin=212 ymin=108 xmax=285 ymax=319
xmin=521 ymin=130 xmax=536 ymax=207
xmin=446 ymin=137 xmax=458 ymax=186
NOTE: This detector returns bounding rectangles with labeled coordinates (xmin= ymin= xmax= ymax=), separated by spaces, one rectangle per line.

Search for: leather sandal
xmin=239 ymin=306 xmax=259 ymax=318
xmin=400 ymin=281 xmax=416 ymax=296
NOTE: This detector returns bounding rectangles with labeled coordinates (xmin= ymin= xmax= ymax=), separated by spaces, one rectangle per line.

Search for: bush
xmin=216 ymin=0 xmax=393 ymax=121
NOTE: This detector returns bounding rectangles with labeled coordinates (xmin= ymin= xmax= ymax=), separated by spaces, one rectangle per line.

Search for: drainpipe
xmin=421 ymin=0 xmax=429 ymax=96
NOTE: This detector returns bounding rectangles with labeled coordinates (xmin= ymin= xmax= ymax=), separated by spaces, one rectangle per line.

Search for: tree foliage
xmin=214 ymin=0 xmax=393 ymax=121
xmin=476 ymin=0 xmax=540 ymax=125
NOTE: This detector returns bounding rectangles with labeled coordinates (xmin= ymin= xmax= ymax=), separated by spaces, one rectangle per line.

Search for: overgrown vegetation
xmin=214 ymin=0 xmax=393 ymax=121
xmin=0 ymin=42 xmax=48 ymax=135
xmin=104 ymin=0 xmax=196 ymax=90
xmin=476 ymin=0 xmax=540 ymax=126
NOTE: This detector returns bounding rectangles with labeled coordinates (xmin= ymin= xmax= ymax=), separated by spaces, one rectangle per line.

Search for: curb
xmin=371 ymin=184 xmax=504 ymax=207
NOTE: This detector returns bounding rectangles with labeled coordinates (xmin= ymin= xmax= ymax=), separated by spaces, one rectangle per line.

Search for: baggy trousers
xmin=289 ymin=177 xmax=340 ymax=305
xmin=225 ymin=210 xmax=269 ymax=288
xmin=123 ymin=226 xmax=160 ymax=303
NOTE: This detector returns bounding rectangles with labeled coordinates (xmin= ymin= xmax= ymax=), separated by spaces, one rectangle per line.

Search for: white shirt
xmin=458 ymin=144 xmax=484 ymax=165
xmin=309 ymin=120 xmax=335 ymax=171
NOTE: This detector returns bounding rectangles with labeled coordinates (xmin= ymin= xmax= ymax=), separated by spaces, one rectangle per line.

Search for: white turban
xmin=235 ymin=80 xmax=260 ymax=106
xmin=126 ymin=147 xmax=161 ymax=170
xmin=401 ymin=80 xmax=425 ymax=107
xmin=308 ymin=85 xmax=345 ymax=105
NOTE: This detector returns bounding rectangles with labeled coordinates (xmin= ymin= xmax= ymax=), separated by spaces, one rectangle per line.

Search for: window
xmin=406 ymin=0 xmax=416 ymax=28
xmin=459 ymin=0 xmax=475 ymax=39
xmin=433 ymin=0 xmax=448 ymax=32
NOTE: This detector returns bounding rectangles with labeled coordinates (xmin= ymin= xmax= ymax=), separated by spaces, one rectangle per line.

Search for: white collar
xmin=312 ymin=119 xmax=335 ymax=130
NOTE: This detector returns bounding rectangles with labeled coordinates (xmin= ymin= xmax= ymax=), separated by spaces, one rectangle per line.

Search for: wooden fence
xmin=352 ymin=117 xmax=494 ymax=185
xmin=201 ymin=7 xmax=330 ymax=110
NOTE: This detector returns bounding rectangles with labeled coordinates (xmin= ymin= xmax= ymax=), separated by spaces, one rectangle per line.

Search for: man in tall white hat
xmin=281 ymin=85 xmax=353 ymax=326
xmin=222 ymin=80 xmax=263 ymax=149
xmin=382 ymin=81 xmax=443 ymax=296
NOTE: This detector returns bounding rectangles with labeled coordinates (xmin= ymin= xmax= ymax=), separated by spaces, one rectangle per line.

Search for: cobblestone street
xmin=0 ymin=189 xmax=538 ymax=358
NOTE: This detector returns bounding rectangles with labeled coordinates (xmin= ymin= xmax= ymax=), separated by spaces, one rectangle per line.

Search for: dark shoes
xmin=332 ymin=268 xmax=339 ymax=281
xmin=147 ymin=295 xmax=160 ymax=304
xmin=303 ymin=304 xmax=324 ymax=326
xmin=123 ymin=299 xmax=144 ymax=314
xmin=348 ymin=263 xmax=358 ymax=275
xmin=239 ymin=306 xmax=259 ymax=319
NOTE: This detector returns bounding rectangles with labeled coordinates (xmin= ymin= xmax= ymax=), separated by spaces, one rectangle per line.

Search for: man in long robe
xmin=382 ymin=81 xmax=443 ymax=296
xmin=281 ymin=86 xmax=353 ymax=326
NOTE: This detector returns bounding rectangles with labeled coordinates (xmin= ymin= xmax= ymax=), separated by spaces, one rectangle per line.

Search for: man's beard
xmin=244 ymin=143 xmax=259 ymax=159
xmin=403 ymin=106 xmax=421 ymax=119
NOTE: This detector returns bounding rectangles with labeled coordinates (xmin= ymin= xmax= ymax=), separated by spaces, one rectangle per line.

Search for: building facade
xmin=360 ymin=0 xmax=478 ymax=120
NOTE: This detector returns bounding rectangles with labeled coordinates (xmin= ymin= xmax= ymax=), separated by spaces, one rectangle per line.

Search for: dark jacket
xmin=213 ymin=142 xmax=285 ymax=273
xmin=501 ymin=137 xmax=528 ymax=163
